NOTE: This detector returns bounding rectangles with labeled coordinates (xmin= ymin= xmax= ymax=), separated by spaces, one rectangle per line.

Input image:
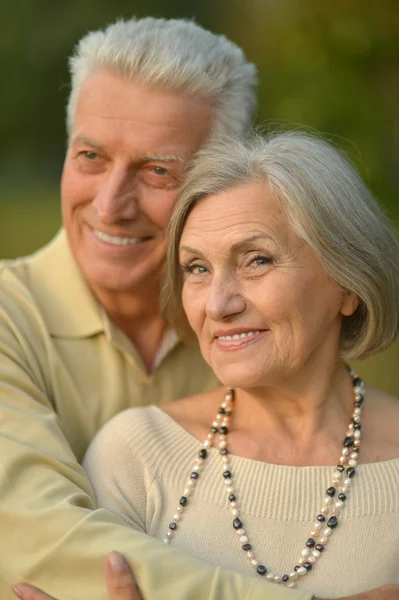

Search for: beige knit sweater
xmin=83 ymin=406 xmax=399 ymax=599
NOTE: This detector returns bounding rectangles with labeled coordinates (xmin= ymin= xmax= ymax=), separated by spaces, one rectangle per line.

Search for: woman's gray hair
xmin=67 ymin=17 xmax=257 ymax=139
xmin=163 ymin=131 xmax=399 ymax=360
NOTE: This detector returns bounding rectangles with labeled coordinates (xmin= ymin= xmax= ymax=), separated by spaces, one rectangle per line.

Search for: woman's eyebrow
xmin=179 ymin=235 xmax=274 ymax=258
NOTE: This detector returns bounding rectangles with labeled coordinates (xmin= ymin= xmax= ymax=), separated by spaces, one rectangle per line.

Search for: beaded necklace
xmin=163 ymin=369 xmax=364 ymax=589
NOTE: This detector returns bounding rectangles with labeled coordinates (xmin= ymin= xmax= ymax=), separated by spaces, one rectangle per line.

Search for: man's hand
xmin=316 ymin=585 xmax=399 ymax=600
xmin=12 ymin=551 xmax=143 ymax=600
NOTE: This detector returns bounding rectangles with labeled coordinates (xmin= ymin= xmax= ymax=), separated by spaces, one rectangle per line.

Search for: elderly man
xmin=1 ymin=14 xmax=283 ymax=600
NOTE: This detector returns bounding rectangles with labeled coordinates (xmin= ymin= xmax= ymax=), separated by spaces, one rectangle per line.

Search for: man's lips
xmin=91 ymin=228 xmax=154 ymax=247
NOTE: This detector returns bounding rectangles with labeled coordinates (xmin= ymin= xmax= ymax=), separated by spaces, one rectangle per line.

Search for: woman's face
xmin=179 ymin=181 xmax=357 ymax=389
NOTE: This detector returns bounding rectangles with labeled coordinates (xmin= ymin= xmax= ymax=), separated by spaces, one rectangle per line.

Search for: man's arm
xmin=0 ymin=288 xmax=310 ymax=600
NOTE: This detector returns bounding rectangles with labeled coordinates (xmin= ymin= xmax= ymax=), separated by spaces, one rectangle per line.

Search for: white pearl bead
xmin=335 ymin=500 xmax=344 ymax=509
xmin=310 ymin=530 xmax=319 ymax=537
xmin=232 ymin=509 xmax=239 ymax=517
xmin=274 ymin=575 xmax=282 ymax=584
xmin=313 ymin=522 xmax=322 ymax=530
xmin=324 ymin=496 xmax=332 ymax=505
xmin=266 ymin=573 xmax=274 ymax=581
xmin=226 ymin=486 xmax=234 ymax=493
xmin=344 ymin=478 xmax=352 ymax=487
xmin=219 ymin=441 xmax=227 ymax=449
xmin=195 ymin=458 xmax=204 ymax=465
xmin=342 ymin=447 xmax=349 ymax=456
xmin=319 ymin=536 xmax=328 ymax=545
xmin=287 ymin=581 xmax=297 ymax=588
xmin=192 ymin=465 xmax=201 ymax=472
xmin=312 ymin=550 xmax=321 ymax=559
xmin=354 ymin=430 xmax=361 ymax=438
xmin=341 ymin=485 xmax=348 ymax=493
xmin=216 ymin=414 xmax=222 ymax=421
xmin=176 ymin=506 xmax=183 ymax=513
xmin=301 ymin=548 xmax=310 ymax=557
xmin=308 ymin=556 xmax=317 ymax=564
xmin=240 ymin=535 xmax=248 ymax=543
xmin=203 ymin=440 xmax=211 ymax=448
xmin=339 ymin=456 xmax=347 ymax=464
xmin=183 ymin=488 xmax=191 ymax=496
xmin=187 ymin=479 xmax=195 ymax=487
xmin=237 ymin=528 xmax=245 ymax=535
xmin=173 ymin=514 xmax=181 ymax=521
xmin=166 ymin=531 xmax=173 ymax=538
xmin=297 ymin=567 xmax=307 ymax=576
xmin=348 ymin=459 xmax=357 ymax=467
xmin=332 ymin=478 xmax=341 ymax=486
xmin=324 ymin=527 xmax=332 ymax=536
xmin=224 ymin=479 xmax=232 ymax=486
xmin=353 ymin=415 xmax=360 ymax=422
xmin=333 ymin=471 xmax=342 ymax=479
xmin=354 ymin=439 xmax=360 ymax=446
xmin=247 ymin=551 xmax=254 ymax=559
xmin=251 ymin=559 xmax=259 ymax=567
xmin=163 ymin=538 xmax=170 ymax=544
xmin=332 ymin=507 xmax=341 ymax=516
xmin=298 ymin=557 xmax=306 ymax=565
xmin=230 ymin=501 xmax=238 ymax=508
xmin=212 ymin=421 xmax=218 ymax=427
xmin=320 ymin=505 xmax=329 ymax=515
xmin=350 ymin=451 xmax=358 ymax=459
xmin=289 ymin=572 xmax=299 ymax=581
xmin=354 ymin=407 xmax=361 ymax=415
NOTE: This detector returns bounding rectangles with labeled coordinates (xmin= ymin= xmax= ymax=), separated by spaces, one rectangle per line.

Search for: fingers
xmin=12 ymin=583 xmax=56 ymax=600
xmin=105 ymin=552 xmax=143 ymax=600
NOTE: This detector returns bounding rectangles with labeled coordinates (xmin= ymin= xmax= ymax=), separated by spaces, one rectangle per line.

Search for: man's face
xmin=61 ymin=70 xmax=213 ymax=296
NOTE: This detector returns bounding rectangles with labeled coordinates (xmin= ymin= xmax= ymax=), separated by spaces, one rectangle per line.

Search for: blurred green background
xmin=1 ymin=0 xmax=398 ymax=393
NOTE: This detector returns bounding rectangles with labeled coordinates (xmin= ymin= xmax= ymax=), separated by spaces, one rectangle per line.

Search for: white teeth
xmin=93 ymin=229 xmax=145 ymax=246
xmin=218 ymin=331 xmax=261 ymax=341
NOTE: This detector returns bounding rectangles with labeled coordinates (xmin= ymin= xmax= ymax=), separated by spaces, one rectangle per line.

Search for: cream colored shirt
xmin=85 ymin=405 xmax=399 ymax=599
xmin=0 ymin=232 xmax=311 ymax=600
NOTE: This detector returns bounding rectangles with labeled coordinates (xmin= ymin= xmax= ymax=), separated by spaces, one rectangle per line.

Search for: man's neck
xmin=92 ymin=283 xmax=166 ymax=372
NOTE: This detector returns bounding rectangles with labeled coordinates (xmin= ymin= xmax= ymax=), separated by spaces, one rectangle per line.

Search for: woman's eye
xmin=82 ymin=151 xmax=98 ymax=160
xmin=181 ymin=263 xmax=208 ymax=276
xmin=249 ymin=255 xmax=273 ymax=267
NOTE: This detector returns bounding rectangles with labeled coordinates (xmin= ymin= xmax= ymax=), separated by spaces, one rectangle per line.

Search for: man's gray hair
xmin=67 ymin=17 xmax=257 ymax=138
xmin=164 ymin=131 xmax=399 ymax=360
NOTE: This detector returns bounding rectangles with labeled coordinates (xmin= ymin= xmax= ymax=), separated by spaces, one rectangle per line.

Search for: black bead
xmin=242 ymin=543 xmax=252 ymax=551
xmin=169 ymin=522 xmax=177 ymax=530
xmin=211 ymin=427 xmax=218 ymax=433
xmin=346 ymin=467 xmax=356 ymax=478
xmin=354 ymin=423 xmax=361 ymax=430
xmin=225 ymin=410 xmax=232 ymax=416
xmin=316 ymin=514 xmax=326 ymax=522
xmin=223 ymin=471 xmax=232 ymax=479
xmin=218 ymin=407 xmax=226 ymax=414
xmin=282 ymin=575 xmax=289 ymax=582
xmin=355 ymin=394 xmax=364 ymax=405
xmin=294 ymin=565 xmax=301 ymax=571
xmin=257 ymin=565 xmax=267 ymax=576
xmin=337 ymin=464 xmax=345 ymax=472
xmin=199 ymin=449 xmax=207 ymax=459
xmin=344 ymin=437 xmax=354 ymax=447
xmin=315 ymin=544 xmax=324 ymax=552
xmin=326 ymin=487 xmax=336 ymax=497
xmin=190 ymin=472 xmax=199 ymax=479
xmin=233 ymin=518 xmax=243 ymax=530
xmin=228 ymin=494 xmax=236 ymax=502
xmin=304 ymin=562 xmax=312 ymax=571
xmin=180 ymin=496 xmax=188 ymax=506
xmin=219 ymin=426 xmax=229 ymax=435
xmin=327 ymin=516 xmax=338 ymax=528
xmin=353 ymin=376 xmax=363 ymax=387
xmin=338 ymin=493 xmax=346 ymax=501
xmin=219 ymin=448 xmax=228 ymax=455
xmin=306 ymin=538 xmax=316 ymax=548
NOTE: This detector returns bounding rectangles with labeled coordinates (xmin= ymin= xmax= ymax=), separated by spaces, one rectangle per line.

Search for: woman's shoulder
xmin=362 ymin=386 xmax=399 ymax=462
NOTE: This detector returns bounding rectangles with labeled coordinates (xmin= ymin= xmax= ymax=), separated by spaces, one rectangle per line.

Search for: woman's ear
xmin=340 ymin=291 xmax=360 ymax=317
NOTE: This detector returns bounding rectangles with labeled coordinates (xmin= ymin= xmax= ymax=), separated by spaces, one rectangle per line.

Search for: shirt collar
xmin=26 ymin=229 xmax=104 ymax=338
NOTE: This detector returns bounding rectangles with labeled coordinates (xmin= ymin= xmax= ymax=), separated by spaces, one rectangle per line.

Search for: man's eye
xmin=152 ymin=166 xmax=168 ymax=176
xmin=83 ymin=151 xmax=98 ymax=160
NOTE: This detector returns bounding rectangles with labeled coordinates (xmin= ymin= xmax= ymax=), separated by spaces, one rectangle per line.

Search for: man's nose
xmin=93 ymin=166 xmax=140 ymax=224
xmin=205 ymin=273 xmax=246 ymax=321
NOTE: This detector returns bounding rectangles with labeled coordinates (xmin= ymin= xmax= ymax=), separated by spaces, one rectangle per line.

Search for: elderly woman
xmin=83 ymin=132 xmax=399 ymax=599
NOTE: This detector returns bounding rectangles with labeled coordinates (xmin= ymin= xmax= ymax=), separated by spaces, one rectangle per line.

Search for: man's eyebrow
xmin=179 ymin=235 xmax=273 ymax=257
xmin=140 ymin=154 xmax=184 ymax=163
xmin=72 ymin=135 xmax=107 ymax=151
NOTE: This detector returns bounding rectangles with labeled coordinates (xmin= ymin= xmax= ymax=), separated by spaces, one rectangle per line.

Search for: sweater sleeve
xmin=0 ymin=283 xmax=311 ymax=600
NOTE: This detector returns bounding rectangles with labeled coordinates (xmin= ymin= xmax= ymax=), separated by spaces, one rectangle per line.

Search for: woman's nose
xmin=205 ymin=275 xmax=246 ymax=321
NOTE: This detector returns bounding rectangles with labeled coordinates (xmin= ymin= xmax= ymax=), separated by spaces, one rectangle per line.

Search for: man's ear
xmin=340 ymin=291 xmax=360 ymax=317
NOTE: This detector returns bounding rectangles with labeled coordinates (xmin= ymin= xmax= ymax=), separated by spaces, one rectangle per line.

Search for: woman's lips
xmin=213 ymin=329 xmax=268 ymax=351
